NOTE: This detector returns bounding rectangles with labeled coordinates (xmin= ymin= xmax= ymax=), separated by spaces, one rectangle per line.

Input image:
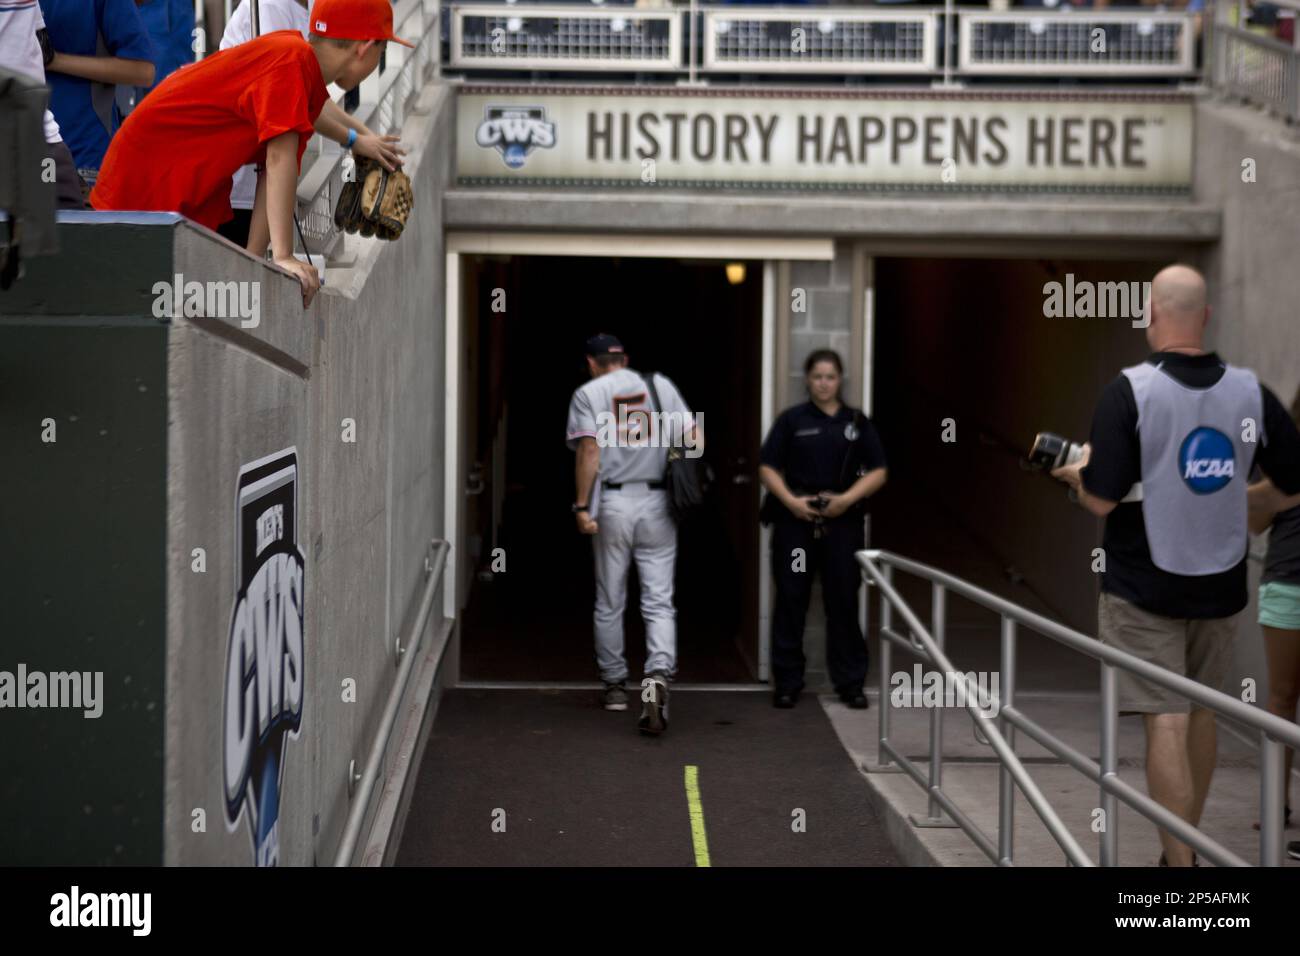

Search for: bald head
xmin=1148 ymin=264 xmax=1209 ymax=350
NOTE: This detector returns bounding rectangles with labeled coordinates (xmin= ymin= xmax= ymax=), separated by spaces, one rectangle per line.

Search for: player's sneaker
xmin=638 ymin=673 xmax=669 ymax=736
xmin=602 ymin=682 xmax=628 ymax=711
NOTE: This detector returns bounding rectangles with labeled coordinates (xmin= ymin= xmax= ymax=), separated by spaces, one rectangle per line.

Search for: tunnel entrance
xmin=869 ymin=255 xmax=1164 ymax=692
xmin=457 ymin=254 xmax=764 ymax=682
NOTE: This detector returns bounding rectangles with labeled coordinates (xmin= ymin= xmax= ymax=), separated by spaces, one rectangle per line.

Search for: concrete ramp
xmin=396 ymin=689 xmax=901 ymax=867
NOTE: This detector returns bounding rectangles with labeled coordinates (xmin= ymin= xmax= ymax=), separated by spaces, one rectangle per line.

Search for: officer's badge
xmin=844 ymin=422 xmax=859 ymax=442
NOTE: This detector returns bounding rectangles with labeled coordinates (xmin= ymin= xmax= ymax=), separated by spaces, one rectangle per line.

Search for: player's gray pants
xmin=593 ymin=487 xmax=677 ymax=682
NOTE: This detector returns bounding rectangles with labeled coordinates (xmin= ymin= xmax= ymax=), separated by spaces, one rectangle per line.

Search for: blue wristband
xmin=346 ymin=128 xmax=358 ymax=149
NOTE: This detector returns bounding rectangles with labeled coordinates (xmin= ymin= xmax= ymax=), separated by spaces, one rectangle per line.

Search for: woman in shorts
xmin=1249 ymin=385 xmax=1300 ymax=853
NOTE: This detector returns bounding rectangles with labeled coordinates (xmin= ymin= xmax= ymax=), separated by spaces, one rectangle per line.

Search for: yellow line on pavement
xmin=684 ymin=765 xmax=711 ymax=867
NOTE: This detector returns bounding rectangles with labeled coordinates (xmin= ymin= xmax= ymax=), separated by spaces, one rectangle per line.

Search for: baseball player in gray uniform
xmin=566 ymin=334 xmax=700 ymax=735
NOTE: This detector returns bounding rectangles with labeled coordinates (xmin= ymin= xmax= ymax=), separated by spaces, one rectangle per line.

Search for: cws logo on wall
xmin=222 ymin=449 xmax=306 ymax=867
xmin=475 ymin=105 xmax=556 ymax=169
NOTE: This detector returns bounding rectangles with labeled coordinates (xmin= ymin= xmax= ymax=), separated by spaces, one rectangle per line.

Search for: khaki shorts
xmin=1096 ymin=591 xmax=1239 ymax=715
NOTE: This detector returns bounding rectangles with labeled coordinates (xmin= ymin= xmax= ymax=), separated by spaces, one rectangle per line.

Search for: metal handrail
xmin=334 ymin=538 xmax=450 ymax=867
xmin=861 ymin=557 xmax=1092 ymax=866
xmin=859 ymin=548 xmax=1300 ymax=867
xmin=1213 ymin=19 xmax=1300 ymax=121
xmin=295 ymin=0 xmax=440 ymax=258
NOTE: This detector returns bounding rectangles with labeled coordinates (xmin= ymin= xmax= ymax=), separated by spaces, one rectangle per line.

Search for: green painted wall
xmin=0 ymin=220 xmax=172 ymax=865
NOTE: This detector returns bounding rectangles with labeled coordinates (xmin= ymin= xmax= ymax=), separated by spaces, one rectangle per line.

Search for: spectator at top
xmin=38 ymin=0 xmax=155 ymax=184
xmin=0 ymin=0 xmax=86 ymax=207
xmin=134 ymin=0 xmax=196 ymax=96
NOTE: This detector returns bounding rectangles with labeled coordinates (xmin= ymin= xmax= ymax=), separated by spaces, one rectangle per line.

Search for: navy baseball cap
xmin=585 ymin=333 xmax=624 ymax=357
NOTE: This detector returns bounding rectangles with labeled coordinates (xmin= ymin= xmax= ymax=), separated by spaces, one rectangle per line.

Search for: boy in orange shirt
xmin=91 ymin=0 xmax=409 ymax=307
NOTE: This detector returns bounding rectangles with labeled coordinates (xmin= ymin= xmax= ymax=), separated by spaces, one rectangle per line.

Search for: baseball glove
xmin=333 ymin=156 xmax=413 ymax=241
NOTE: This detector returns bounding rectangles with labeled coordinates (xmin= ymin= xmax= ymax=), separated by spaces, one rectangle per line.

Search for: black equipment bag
xmin=643 ymin=371 xmax=711 ymax=522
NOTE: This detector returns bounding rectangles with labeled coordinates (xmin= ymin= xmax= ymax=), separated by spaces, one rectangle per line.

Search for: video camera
xmin=1025 ymin=432 xmax=1143 ymax=502
xmin=1026 ymin=432 xmax=1085 ymax=472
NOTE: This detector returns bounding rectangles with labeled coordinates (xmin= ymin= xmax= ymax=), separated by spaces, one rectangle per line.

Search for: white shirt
xmin=220 ymin=0 xmax=311 ymax=210
xmin=0 ymin=0 xmax=62 ymax=144
xmin=566 ymin=367 xmax=695 ymax=485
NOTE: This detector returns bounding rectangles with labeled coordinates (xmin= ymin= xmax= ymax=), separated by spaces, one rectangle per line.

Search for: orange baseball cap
xmin=310 ymin=0 xmax=415 ymax=48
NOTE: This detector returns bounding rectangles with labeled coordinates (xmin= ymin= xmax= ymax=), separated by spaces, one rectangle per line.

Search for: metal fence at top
xmin=1212 ymin=0 xmax=1300 ymax=122
xmin=443 ymin=3 xmax=1200 ymax=78
xmin=295 ymin=0 xmax=439 ymax=258
xmin=700 ymin=9 xmax=939 ymax=75
xmin=449 ymin=4 xmax=683 ymax=71
xmin=959 ymin=11 xmax=1198 ymax=76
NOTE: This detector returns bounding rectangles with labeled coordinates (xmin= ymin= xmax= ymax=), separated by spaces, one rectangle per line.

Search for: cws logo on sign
xmin=475 ymin=106 xmax=556 ymax=169
xmin=222 ymin=449 xmax=306 ymax=867
xmin=1179 ymin=427 xmax=1236 ymax=494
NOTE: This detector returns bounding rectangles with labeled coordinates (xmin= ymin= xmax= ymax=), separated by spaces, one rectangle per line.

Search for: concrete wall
xmin=162 ymin=83 xmax=456 ymax=866
xmin=0 ymin=80 xmax=456 ymax=865
xmin=873 ymin=257 xmax=1160 ymax=636
xmin=1194 ymin=96 xmax=1300 ymax=701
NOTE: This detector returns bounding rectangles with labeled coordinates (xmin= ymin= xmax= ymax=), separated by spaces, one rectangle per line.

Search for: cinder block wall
xmin=779 ymin=243 xmax=857 ymax=691
xmin=787 ymin=245 xmax=856 ymax=404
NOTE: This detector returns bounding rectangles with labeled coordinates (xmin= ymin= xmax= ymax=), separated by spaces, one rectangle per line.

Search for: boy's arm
xmin=247 ymin=166 xmax=271 ymax=258
xmin=315 ymin=100 xmax=406 ymax=171
xmin=263 ymin=131 xmax=319 ymax=308
xmin=47 ymin=51 xmax=154 ymax=87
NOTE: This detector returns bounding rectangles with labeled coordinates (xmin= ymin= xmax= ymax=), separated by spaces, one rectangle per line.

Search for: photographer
xmin=1052 ymin=264 xmax=1300 ymax=866
xmin=758 ymin=349 xmax=887 ymax=710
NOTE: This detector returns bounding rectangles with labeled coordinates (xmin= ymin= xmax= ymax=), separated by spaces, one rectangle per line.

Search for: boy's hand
xmin=274 ymin=257 xmax=320 ymax=308
xmin=353 ymin=133 xmax=406 ymax=171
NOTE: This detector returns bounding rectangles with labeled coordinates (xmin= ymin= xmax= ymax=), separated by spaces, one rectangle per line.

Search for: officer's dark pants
xmin=770 ymin=513 xmax=868 ymax=697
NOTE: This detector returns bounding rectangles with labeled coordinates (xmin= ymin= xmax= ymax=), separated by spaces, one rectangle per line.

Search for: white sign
xmin=458 ymin=88 xmax=1193 ymax=190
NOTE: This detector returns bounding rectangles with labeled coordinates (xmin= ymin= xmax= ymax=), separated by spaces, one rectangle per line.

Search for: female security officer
xmin=758 ymin=350 xmax=887 ymax=709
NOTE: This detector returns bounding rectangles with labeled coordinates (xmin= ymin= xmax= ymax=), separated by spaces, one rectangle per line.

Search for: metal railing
xmin=959 ymin=11 xmax=1197 ymax=77
xmin=335 ymin=538 xmax=450 ymax=867
xmin=700 ymin=9 xmax=939 ymax=76
xmin=449 ymin=3 xmax=683 ymax=71
xmin=442 ymin=3 xmax=1199 ymax=79
xmin=1212 ymin=0 xmax=1300 ymax=122
xmin=858 ymin=548 xmax=1300 ymax=867
xmin=296 ymin=0 xmax=441 ymax=258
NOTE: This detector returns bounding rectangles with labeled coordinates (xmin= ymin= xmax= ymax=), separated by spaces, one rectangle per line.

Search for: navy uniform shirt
xmin=760 ymin=401 xmax=886 ymax=495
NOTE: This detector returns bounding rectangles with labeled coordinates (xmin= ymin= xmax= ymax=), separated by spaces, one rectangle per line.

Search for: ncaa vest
xmin=1122 ymin=360 xmax=1261 ymax=576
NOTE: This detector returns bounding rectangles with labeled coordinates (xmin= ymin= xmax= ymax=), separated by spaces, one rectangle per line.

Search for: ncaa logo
xmin=223 ymin=449 xmax=306 ymax=867
xmin=1178 ymin=427 xmax=1235 ymax=494
xmin=475 ymin=106 xmax=556 ymax=170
